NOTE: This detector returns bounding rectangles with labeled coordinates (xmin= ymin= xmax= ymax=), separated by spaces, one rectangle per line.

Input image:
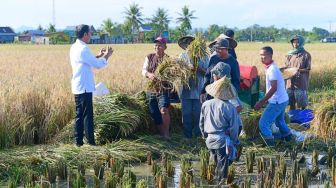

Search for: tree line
xmin=39 ymin=3 xmax=336 ymax=43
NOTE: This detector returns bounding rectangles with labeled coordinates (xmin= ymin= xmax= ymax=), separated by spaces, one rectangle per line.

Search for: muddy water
xmin=127 ymin=161 xmax=211 ymax=187
xmin=125 ymin=153 xmax=332 ymax=187
xmin=14 ymin=153 xmax=331 ymax=187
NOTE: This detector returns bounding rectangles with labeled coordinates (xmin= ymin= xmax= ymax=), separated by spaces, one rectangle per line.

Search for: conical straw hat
xmin=281 ymin=67 xmax=298 ymax=80
xmin=205 ymin=76 xmax=237 ymax=100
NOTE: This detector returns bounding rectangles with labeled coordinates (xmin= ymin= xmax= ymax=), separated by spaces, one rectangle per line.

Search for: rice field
xmin=0 ymin=42 xmax=335 ymax=148
xmin=0 ymin=42 xmax=335 ymax=186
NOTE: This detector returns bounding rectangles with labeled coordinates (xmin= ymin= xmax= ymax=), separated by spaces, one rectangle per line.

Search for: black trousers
xmin=74 ymin=93 xmax=95 ymax=145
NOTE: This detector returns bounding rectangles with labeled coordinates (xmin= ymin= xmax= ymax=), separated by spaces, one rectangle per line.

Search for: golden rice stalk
xmin=199 ymin=148 xmax=209 ymax=178
xmin=136 ymin=179 xmax=147 ymax=188
xmin=227 ymin=165 xmax=235 ymax=184
xmin=166 ymin=159 xmax=175 ymax=177
xmin=147 ymin=57 xmax=191 ymax=93
xmin=312 ymin=100 xmax=336 ymax=139
xmin=241 ymin=110 xmax=262 ymax=139
xmin=186 ymin=33 xmax=208 ymax=79
xmin=121 ymin=170 xmax=136 ymax=188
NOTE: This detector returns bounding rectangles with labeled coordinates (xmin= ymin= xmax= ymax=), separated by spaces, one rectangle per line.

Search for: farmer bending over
xmin=199 ymin=77 xmax=240 ymax=182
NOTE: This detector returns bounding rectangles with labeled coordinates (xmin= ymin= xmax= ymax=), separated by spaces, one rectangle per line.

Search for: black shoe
xmin=75 ymin=143 xmax=83 ymax=147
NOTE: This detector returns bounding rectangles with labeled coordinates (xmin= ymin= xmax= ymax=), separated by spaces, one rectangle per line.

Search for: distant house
xmin=64 ymin=25 xmax=96 ymax=43
xmin=0 ymin=27 xmax=16 ymax=43
xmin=63 ymin=26 xmax=76 ymax=43
xmin=18 ymin=30 xmax=45 ymax=43
xmin=44 ymin=32 xmax=70 ymax=44
xmin=138 ymin=25 xmax=152 ymax=43
xmin=139 ymin=25 xmax=152 ymax=32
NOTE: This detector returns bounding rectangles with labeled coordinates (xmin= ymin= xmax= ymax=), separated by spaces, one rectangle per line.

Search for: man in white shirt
xmin=254 ymin=46 xmax=292 ymax=147
xmin=70 ymin=24 xmax=113 ymax=146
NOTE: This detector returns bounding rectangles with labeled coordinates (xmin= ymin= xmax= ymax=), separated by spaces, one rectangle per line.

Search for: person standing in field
xmin=178 ymin=36 xmax=208 ymax=139
xmin=211 ymin=62 xmax=243 ymax=129
xmin=142 ymin=37 xmax=171 ymax=139
xmin=284 ymin=35 xmax=311 ymax=110
xmin=199 ymin=76 xmax=240 ymax=182
xmin=70 ymin=24 xmax=113 ymax=146
xmin=224 ymin=29 xmax=237 ymax=59
xmin=255 ymin=46 xmax=292 ymax=147
xmin=209 ymin=32 xmax=238 ymax=59
xmin=200 ymin=38 xmax=240 ymax=103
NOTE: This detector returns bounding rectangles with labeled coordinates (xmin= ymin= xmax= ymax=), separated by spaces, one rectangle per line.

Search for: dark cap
xmin=214 ymin=38 xmax=229 ymax=49
xmin=154 ymin=37 xmax=167 ymax=44
xmin=225 ymin=29 xmax=235 ymax=38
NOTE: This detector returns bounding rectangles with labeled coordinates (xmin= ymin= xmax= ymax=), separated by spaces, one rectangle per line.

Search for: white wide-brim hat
xmin=205 ymin=76 xmax=237 ymax=100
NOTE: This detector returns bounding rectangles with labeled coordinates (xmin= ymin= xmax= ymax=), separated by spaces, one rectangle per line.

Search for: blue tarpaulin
xmin=288 ymin=109 xmax=314 ymax=128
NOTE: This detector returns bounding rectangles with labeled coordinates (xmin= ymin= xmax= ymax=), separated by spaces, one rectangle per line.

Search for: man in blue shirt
xmin=200 ymin=38 xmax=240 ymax=103
xmin=70 ymin=24 xmax=113 ymax=146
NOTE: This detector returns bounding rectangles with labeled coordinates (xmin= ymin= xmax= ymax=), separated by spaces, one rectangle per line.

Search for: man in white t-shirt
xmin=254 ymin=46 xmax=292 ymax=147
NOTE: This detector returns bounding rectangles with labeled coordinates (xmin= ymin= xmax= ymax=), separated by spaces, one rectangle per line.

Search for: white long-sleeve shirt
xmin=70 ymin=39 xmax=107 ymax=94
xmin=141 ymin=56 xmax=150 ymax=77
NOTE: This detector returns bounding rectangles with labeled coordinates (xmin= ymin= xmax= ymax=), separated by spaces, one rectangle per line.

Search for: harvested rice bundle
xmin=186 ymin=33 xmax=208 ymax=78
xmin=147 ymin=57 xmax=191 ymax=93
xmin=94 ymin=93 xmax=151 ymax=144
xmin=241 ymin=110 xmax=262 ymax=139
xmin=312 ymin=100 xmax=336 ymax=139
xmin=288 ymin=123 xmax=309 ymax=131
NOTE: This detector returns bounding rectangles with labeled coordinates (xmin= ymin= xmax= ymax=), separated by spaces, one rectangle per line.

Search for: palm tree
xmin=150 ymin=8 xmax=170 ymax=36
xmin=47 ymin=24 xmax=56 ymax=33
xmin=101 ymin=18 xmax=115 ymax=36
xmin=123 ymin=3 xmax=144 ymax=34
xmin=37 ymin=24 xmax=44 ymax=31
xmin=176 ymin=5 xmax=197 ymax=33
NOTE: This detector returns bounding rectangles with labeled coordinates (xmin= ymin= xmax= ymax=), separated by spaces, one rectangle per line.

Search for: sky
xmin=1 ymin=0 xmax=336 ymax=32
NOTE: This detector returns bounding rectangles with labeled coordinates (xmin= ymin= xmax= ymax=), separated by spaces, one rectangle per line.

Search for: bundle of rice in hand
xmin=147 ymin=57 xmax=191 ymax=93
xmin=186 ymin=33 xmax=208 ymax=79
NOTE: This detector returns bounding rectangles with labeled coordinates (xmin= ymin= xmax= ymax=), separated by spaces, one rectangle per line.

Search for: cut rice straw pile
xmin=312 ymin=99 xmax=336 ymax=139
xmin=241 ymin=110 xmax=262 ymax=139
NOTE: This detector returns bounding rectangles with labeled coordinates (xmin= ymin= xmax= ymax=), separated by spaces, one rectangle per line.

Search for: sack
xmin=93 ymin=82 xmax=110 ymax=97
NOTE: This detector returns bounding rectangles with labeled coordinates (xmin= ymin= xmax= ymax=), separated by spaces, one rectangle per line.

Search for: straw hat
xmin=281 ymin=67 xmax=298 ymax=80
xmin=205 ymin=76 xmax=237 ymax=100
xmin=208 ymin=34 xmax=238 ymax=49
xmin=178 ymin=36 xmax=195 ymax=50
